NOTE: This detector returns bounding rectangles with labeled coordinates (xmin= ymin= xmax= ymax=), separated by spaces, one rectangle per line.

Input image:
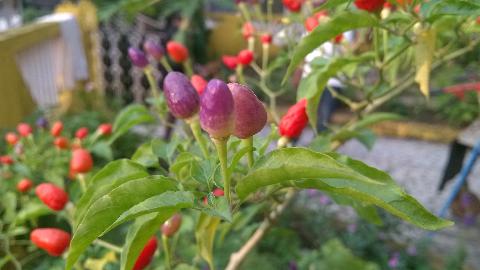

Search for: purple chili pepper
xmin=143 ymin=40 xmax=164 ymax=61
xmin=36 ymin=117 xmax=49 ymax=129
xmin=388 ymin=252 xmax=400 ymax=268
xmin=228 ymin=83 xmax=267 ymax=139
xmin=200 ymin=79 xmax=234 ymax=139
xmin=128 ymin=47 xmax=149 ymax=68
xmin=163 ymin=72 xmax=200 ymax=119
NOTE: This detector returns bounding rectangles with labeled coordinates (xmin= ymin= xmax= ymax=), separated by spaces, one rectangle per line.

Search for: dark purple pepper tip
xmin=228 ymin=83 xmax=267 ymax=139
xmin=163 ymin=72 xmax=200 ymax=119
xmin=200 ymin=79 xmax=235 ymax=139
xmin=128 ymin=47 xmax=149 ymax=68
xmin=143 ymin=40 xmax=164 ymax=61
xmin=36 ymin=117 xmax=49 ymax=129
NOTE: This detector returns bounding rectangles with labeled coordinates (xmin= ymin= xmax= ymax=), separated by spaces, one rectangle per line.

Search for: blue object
xmin=438 ymin=139 xmax=480 ymax=218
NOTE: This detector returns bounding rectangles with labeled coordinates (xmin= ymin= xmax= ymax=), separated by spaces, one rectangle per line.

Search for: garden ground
xmin=338 ymin=137 xmax=480 ymax=269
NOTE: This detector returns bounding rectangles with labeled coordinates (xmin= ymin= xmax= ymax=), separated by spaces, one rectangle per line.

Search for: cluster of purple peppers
xmin=163 ymin=71 xmax=267 ymax=140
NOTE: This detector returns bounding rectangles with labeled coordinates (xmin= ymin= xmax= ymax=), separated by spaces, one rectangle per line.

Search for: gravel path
xmin=338 ymin=137 xmax=480 ymax=269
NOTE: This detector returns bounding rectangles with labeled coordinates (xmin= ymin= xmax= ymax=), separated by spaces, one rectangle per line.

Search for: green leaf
xmin=195 ymin=214 xmax=220 ymax=269
xmin=131 ymin=141 xmax=159 ymax=168
xmin=197 ymin=196 xmax=232 ymax=222
xmin=3 ymin=192 xmax=17 ymax=223
xmin=350 ymin=112 xmax=403 ymax=130
xmin=91 ymin=141 xmax=113 ymax=161
xmin=355 ymin=129 xmax=376 ymax=150
xmin=235 ymin=148 xmax=452 ymax=230
xmin=421 ymin=0 xmax=480 ymax=21
xmin=283 ymin=11 xmax=379 ymax=83
xmin=316 ymin=239 xmax=380 ymax=270
xmin=108 ymin=191 xmax=194 ymax=231
xmin=109 ymin=104 xmax=155 ymax=144
xmin=15 ymin=202 xmax=52 ymax=224
xmin=313 ymin=0 xmax=349 ymax=11
xmin=74 ymin=159 xmax=149 ymax=227
xmin=297 ymin=54 xmax=375 ymax=129
xmin=67 ymin=175 xmax=178 ymax=269
xmin=121 ymin=212 xmax=173 ymax=270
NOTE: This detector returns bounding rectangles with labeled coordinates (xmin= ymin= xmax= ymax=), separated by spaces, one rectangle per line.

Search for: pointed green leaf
xmin=236 ymin=148 xmax=452 ymax=230
xmin=297 ymin=54 xmax=375 ymax=129
xmin=195 ymin=214 xmax=220 ymax=269
xmin=109 ymin=191 xmax=194 ymax=231
xmin=283 ymin=11 xmax=379 ymax=83
xmin=67 ymin=176 xmax=178 ymax=270
xmin=132 ymin=141 xmax=160 ymax=168
xmin=121 ymin=212 xmax=174 ymax=270
xmin=109 ymin=104 xmax=155 ymax=144
xmin=74 ymin=159 xmax=149 ymax=227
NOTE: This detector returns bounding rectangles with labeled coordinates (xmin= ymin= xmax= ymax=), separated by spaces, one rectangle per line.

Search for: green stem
xmin=183 ymin=60 xmax=194 ymax=77
xmin=162 ymin=235 xmax=172 ymax=270
xmin=373 ymin=27 xmax=381 ymax=66
xmin=144 ymin=66 xmax=160 ymax=99
xmin=187 ymin=118 xmax=209 ymax=158
xmin=212 ymin=138 xmax=231 ymax=204
xmin=160 ymin=58 xmax=173 ymax=72
xmin=242 ymin=137 xmax=254 ymax=168
xmin=262 ymin=44 xmax=269 ymax=71
xmin=94 ymin=239 xmax=122 ymax=253
xmin=236 ymin=65 xmax=246 ymax=84
xmin=77 ymin=173 xmax=87 ymax=193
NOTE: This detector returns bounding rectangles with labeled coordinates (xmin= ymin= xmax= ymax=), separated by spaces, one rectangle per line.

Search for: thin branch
xmin=225 ymin=190 xmax=296 ymax=270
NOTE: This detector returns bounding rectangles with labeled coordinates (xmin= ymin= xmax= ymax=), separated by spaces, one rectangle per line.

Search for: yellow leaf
xmin=195 ymin=214 xmax=220 ymax=269
xmin=84 ymin=251 xmax=117 ymax=270
xmin=414 ymin=24 xmax=436 ymax=98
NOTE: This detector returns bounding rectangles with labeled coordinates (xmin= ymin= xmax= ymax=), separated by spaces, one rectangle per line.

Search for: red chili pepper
xmin=54 ymin=137 xmax=69 ymax=150
xmin=203 ymin=188 xmax=225 ymax=205
xmin=0 ymin=155 xmax=14 ymax=165
xmin=35 ymin=183 xmax=69 ymax=211
xmin=30 ymin=228 xmax=71 ymax=256
xmin=161 ymin=213 xmax=183 ymax=237
xmin=237 ymin=49 xmax=254 ymax=66
xmin=191 ymin=74 xmax=208 ymax=95
xmin=70 ymin=148 xmax=93 ymax=174
xmin=354 ymin=0 xmax=385 ymax=12
xmin=97 ymin=123 xmax=112 ymax=136
xmin=242 ymin=22 xmax=255 ymax=40
xmin=222 ymin=55 xmax=238 ymax=70
xmin=51 ymin=121 xmax=63 ymax=137
xmin=261 ymin=33 xmax=272 ymax=45
xmin=17 ymin=123 xmax=33 ymax=137
xmin=279 ymin=99 xmax=308 ymax=139
xmin=304 ymin=16 xmax=319 ymax=33
xmin=17 ymin=178 xmax=33 ymax=192
xmin=75 ymin=127 xmax=89 ymax=139
xmin=133 ymin=237 xmax=158 ymax=270
xmin=5 ymin=132 xmax=19 ymax=145
xmin=282 ymin=0 xmax=303 ymax=12
xmin=333 ymin=34 xmax=344 ymax=44
xmin=166 ymin=41 xmax=189 ymax=63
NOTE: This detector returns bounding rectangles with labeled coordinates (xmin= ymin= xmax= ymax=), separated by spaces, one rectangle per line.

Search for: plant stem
xmin=212 ymin=138 xmax=231 ymax=204
xmin=262 ymin=44 xmax=269 ymax=71
xmin=94 ymin=239 xmax=122 ymax=253
xmin=144 ymin=66 xmax=160 ymax=99
xmin=187 ymin=117 xmax=209 ymax=158
xmin=77 ymin=173 xmax=87 ymax=193
xmin=242 ymin=137 xmax=254 ymax=168
xmin=236 ymin=65 xmax=246 ymax=84
xmin=225 ymin=190 xmax=295 ymax=270
xmin=161 ymin=58 xmax=173 ymax=72
xmin=183 ymin=60 xmax=194 ymax=77
xmin=162 ymin=235 xmax=172 ymax=270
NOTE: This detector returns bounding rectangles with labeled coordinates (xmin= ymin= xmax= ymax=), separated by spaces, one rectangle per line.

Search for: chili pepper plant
xmin=2 ymin=0 xmax=480 ymax=269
